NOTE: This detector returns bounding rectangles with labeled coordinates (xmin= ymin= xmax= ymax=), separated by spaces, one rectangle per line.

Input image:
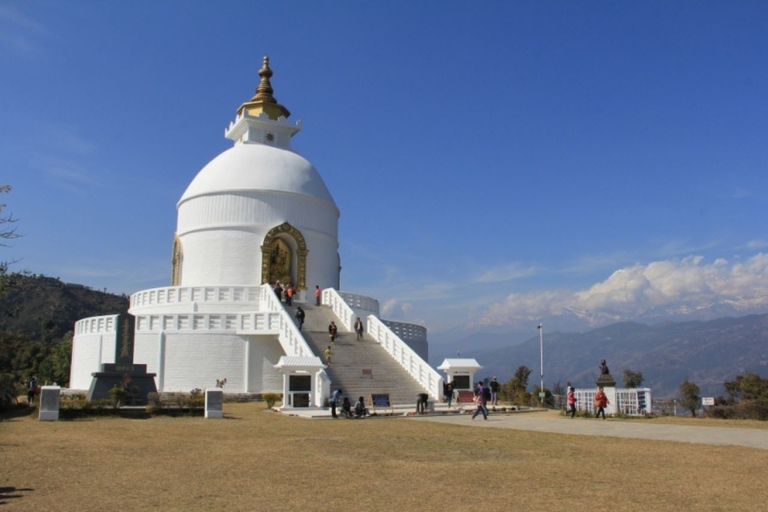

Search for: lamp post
xmin=537 ymin=323 xmax=544 ymax=405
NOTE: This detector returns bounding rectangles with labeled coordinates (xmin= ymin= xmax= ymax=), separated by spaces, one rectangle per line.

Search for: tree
xmin=0 ymin=185 xmax=20 ymax=298
xmin=678 ymin=378 xmax=701 ymax=417
xmin=512 ymin=365 xmax=531 ymax=390
xmin=500 ymin=365 xmax=532 ymax=405
xmin=551 ymin=380 xmax=566 ymax=409
xmin=0 ymin=185 xmax=20 ymax=246
xmin=623 ymin=369 xmax=644 ymax=388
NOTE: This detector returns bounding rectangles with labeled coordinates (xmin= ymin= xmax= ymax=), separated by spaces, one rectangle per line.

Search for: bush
xmin=146 ymin=392 xmax=162 ymax=415
xmin=187 ymin=388 xmax=204 ymax=410
xmin=108 ymin=386 xmax=128 ymax=409
xmin=262 ymin=393 xmax=281 ymax=408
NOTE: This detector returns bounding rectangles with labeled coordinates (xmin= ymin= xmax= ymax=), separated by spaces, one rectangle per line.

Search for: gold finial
xmin=237 ymin=54 xmax=291 ymax=120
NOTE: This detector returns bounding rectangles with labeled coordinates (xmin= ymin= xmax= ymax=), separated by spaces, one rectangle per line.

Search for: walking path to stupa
xmin=407 ymin=409 xmax=768 ymax=449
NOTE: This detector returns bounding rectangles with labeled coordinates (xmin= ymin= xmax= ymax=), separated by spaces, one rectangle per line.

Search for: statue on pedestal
xmin=596 ymin=359 xmax=616 ymax=388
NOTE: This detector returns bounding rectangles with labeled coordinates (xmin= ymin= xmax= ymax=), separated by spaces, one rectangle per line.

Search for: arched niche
xmin=261 ymin=222 xmax=308 ymax=290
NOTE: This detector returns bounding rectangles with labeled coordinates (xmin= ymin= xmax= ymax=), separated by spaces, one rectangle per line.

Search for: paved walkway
xmin=408 ymin=410 xmax=768 ymax=450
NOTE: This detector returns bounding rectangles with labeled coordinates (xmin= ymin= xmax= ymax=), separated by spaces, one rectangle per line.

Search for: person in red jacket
xmin=567 ymin=386 xmax=576 ymax=418
xmin=594 ymin=387 xmax=609 ymax=420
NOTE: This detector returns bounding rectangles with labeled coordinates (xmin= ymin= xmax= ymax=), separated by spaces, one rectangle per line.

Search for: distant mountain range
xmin=430 ymin=315 xmax=768 ymax=398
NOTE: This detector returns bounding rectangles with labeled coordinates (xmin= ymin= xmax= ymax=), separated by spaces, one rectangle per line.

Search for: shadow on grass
xmin=0 ymin=486 xmax=34 ymax=506
xmin=0 ymin=404 xmax=36 ymax=422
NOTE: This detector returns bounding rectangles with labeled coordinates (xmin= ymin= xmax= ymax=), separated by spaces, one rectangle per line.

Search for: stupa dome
xmin=178 ymin=143 xmax=336 ymax=207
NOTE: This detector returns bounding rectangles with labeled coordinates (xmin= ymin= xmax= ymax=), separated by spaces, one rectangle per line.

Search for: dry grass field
xmin=2 ymin=404 xmax=767 ymax=511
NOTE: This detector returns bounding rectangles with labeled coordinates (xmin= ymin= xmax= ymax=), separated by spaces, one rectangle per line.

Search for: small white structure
xmin=437 ymin=359 xmax=483 ymax=391
xmin=273 ymin=356 xmax=327 ymax=409
xmin=38 ymin=386 xmax=61 ymax=421
xmin=574 ymin=387 xmax=652 ymax=416
xmin=205 ymin=388 xmax=224 ymax=419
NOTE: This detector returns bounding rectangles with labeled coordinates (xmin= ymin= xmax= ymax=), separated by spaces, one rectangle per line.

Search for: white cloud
xmin=747 ymin=239 xmax=768 ymax=249
xmin=381 ymin=299 xmax=398 ymax=316
xmin=473 ymin=262 xmax=538 ymax=283
xmin=472 ymin=253 xmax=768 ymax=328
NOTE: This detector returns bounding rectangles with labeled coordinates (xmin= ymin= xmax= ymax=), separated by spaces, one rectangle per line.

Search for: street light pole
xmin=538 ymin=323 xmax=544 ymax=405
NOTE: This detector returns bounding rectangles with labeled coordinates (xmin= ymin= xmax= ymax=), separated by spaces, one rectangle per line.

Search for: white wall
xmin=177 ymin=191 xmax=339 ymax=290
xmin=134 ymin=330 xmax=284 ymax=393
xmin=69 ymin=315 xmax=119 ymax=390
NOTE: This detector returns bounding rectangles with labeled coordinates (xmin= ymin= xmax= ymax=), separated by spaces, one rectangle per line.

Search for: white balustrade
xmin=382 ymin=320 xmax=427 ymax=343
xmin=130 ymin=285 xmax=262 ymax=309
xmin=75 ymin=314 xmax=118 ymax=335
xmin=367 ymin=315 xmax=443 ymax=400
xmin=336 ymin=291 xmax=379 ymax=316
xmin=322 ymin=288 xmax=356 ymax=330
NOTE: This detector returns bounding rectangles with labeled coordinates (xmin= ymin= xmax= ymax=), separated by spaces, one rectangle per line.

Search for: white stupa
xmin=69 ymin=57 xmax=440 ymax=407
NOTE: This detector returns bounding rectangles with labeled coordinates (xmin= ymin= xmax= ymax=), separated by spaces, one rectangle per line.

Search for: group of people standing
xmin=329 ymin=388 xmax=368 ymax=419
xmin=273 ymin=281 xmax=297 ymax=306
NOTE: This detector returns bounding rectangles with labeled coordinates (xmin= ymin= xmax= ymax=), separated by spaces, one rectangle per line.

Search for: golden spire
xmin=237 ymin=55 xmax=291 ymax=120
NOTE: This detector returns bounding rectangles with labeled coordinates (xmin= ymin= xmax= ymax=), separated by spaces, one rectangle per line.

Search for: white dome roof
xmin=178 ymin=143 xmax=336 ymax=206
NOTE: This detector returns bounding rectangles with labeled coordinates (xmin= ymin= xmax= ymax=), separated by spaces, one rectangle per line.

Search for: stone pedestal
xmin=596 ymin=374 xmax=616 ymax=388
xmin=205 ymin=388 xmax=223 ymax=419
xmin=603 ymin=386 xmax=618 ymax=416
xmin=87 ymin=363 xmax=157 ymax=405
xmin=39 ymin=386 xmax=61 ymax=421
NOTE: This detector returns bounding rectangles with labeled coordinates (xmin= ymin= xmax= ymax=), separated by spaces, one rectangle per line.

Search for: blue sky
xmin=2 ymin=2 xmax=768 ymax=344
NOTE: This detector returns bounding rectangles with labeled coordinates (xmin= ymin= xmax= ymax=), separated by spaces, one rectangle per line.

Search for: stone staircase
xmin=284 ymin=302 xmax=429 ymax=406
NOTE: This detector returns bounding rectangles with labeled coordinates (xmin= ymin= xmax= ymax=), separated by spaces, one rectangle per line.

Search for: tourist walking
xmin=354 ymin=317 xmax=364 ymax=341
xmin=27 ymin=376 xmax=37 ymax=404
xmin=274 ymin=281 xmax=283 ymax=302
xmin=324 ymin=345 xmax=333 ymax=364
xmin=330 ymin=388 xmax=342 ymax=419
xmin=567 ymin=386 xmax=576 ymax=418
xmin=489 ymin=377 xmax=500 ymax=406
xmin=477 ymin=381 xmax=489 ymax=415
xmin=443 ymin=380 xmax=455 ymax=408
xmin=595 ymin=386 xmax=609 ymax=420
xmin=328 ymin=321 xmax=338 ymax=343
xmin=285 ymin=283 xmax=294 ymax=306
xmin=471 ymin=390 xmax=488 ymax=421
xmin=315 ymin=285 xmax=321 ymax=306
xmin=295 ymin=306 xmax=305 ymax=330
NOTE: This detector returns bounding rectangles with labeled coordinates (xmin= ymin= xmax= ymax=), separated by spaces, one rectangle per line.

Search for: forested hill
xmin=0 ymin=273 xmax=129 ymax=342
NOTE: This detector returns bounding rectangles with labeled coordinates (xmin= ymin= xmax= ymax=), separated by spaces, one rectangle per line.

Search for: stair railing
xmin=367 ymin=315 xmax=443 ymax=400
xmin=259 ymin=285 xmax=329 ymax=407
xmin=322 ymin=288 xmax=356 ymax=330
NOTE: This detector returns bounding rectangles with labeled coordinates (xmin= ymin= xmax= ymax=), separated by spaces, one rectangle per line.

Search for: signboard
xmin=702 ymin=397 xmax=715 ymax=406
xmin=538 ymin=392 xmax=546 ymax=398
xmin=370 ymin=393 xmax=392 ymax=413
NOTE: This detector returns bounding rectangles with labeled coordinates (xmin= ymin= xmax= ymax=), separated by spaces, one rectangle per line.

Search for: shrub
xmin=187 ymin=388 xmax=204 ymax=410
xmin=108 ymin=386 xmax=128 ymax=409
xmin=262 ymin=393 xmax=281 ymax=408
xmin=146 ymin=392 xmax=162 ymax=415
